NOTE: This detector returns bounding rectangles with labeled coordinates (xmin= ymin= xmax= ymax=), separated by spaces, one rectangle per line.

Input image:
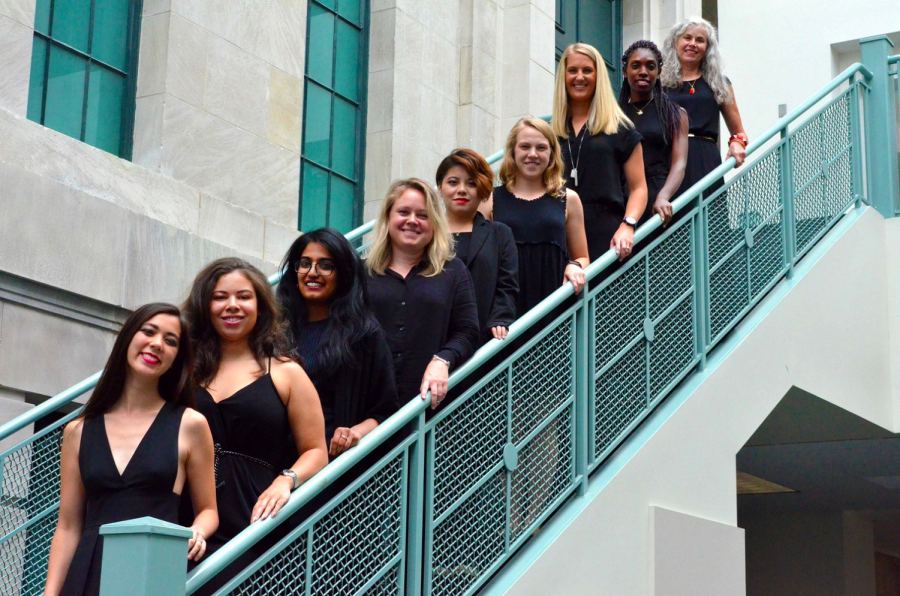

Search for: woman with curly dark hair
xmin=276 ymin=228 xmax=399 ymax=458
xmin=181 ymin=258 xmax=327 ymax=576
xmin=619 ymin=40 xmax=689 ymax=227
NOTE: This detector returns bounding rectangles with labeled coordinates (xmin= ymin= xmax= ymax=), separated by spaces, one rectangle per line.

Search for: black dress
xmin=61 ymin=402 xmax=185 ymax=596
xmin=667 ymin=76 xmax=725 ymax=197
xmin=623 ymin=101 xmax=672 ymax=225
xmin=559 ymin=121 xmax=642 ymax=262
xmin=492 ymin=185 xmax=568 ymax=315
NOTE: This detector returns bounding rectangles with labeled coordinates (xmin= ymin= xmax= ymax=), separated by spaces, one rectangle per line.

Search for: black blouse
xmin=367 ymin=257 xmax=480 ymax=401
xmin=666 ymin=76 xmax=723 ymax=139
xmin=560 ymin=121 xmax=642 ymax=211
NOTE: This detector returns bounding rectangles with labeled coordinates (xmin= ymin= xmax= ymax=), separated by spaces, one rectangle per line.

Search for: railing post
xmin=692 ymin=199 xmax=710 ymax=369
xmin=574 ymin=288 xmax=591 ymax=496
xmin=780 ymin=130 xmax=797 ymax=274
xmin=98 ymin=516 xmax=192 ymax=596
xmin=405 ymin=411 xmax=426 ymax=596
xmin=849 ymin=79 xmax=866 ymax=209
xmin=860 ymin=35 xmax=900 ymax=218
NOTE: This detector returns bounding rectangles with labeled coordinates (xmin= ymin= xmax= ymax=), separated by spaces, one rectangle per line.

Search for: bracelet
xmin=431 ymin=354 xmax=450 ymax=367
xmin=728 ymin=134 xmax=747 ymax=148
xmin=567 ymin=260 xmax=583 ymax=269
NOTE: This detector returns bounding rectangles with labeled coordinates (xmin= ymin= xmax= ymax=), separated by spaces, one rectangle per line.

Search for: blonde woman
xmin=553 ymin=43 xmax=648 ymax=263
xmin=488 ymin=118 xmax=590 ymax=317
xmin=662 ymin=16 xmax=747 ymax=197
xmin=366 ymin=178 xmax=480 ymax=408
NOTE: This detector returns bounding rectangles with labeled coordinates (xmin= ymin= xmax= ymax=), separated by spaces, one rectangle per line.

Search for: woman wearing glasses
xmin=276 ymin=228 xmax=399 ymax=458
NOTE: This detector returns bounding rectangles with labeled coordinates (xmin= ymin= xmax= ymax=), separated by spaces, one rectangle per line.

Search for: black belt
xmin=213 ymin=443 xmax=274 ymax=486
xmin=688 ymin=133 xmax=717 ymax=143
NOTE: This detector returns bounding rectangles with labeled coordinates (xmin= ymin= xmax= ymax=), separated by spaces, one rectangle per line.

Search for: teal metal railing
xmin=0 ymin=44 xmax=895 ymax=595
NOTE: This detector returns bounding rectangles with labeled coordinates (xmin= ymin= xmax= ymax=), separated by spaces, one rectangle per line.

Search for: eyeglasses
xmin=294 ymin=259 xmax=336 ymax=276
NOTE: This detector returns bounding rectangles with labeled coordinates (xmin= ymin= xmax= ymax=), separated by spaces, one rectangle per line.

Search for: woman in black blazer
xmin=436 ymin=149 xmax=518 ymax=345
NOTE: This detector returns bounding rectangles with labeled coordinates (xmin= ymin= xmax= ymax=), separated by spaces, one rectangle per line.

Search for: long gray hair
xmin=661 ymin=16 xmax=732 ymax=104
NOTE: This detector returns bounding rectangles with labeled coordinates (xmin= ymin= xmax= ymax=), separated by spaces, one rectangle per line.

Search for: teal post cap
xmin=859 ymin=35 xmax=894 ymax=46
xmin=99 ymin=516 xmax=194 ymax=538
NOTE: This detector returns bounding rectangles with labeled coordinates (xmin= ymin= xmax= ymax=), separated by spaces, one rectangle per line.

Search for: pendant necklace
xmin=687 ymin=78 xmax=699 ymax=95
xmin=567 ymin=124 xmax=586 ymax=186
xmin=631 ymin=96 xmax=655 ymax=116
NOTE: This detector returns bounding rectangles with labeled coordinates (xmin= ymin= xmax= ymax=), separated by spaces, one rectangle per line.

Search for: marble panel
xmin=392 ymin=70 xmax=423 ymax=141
xmin=132 ymin=93 xmax=165 ymax=172
xmin=531 ymin=0 xmax=554 ymax=19
xmin=473 ymin=0 xmax=499 ymax=58
xmin=198 ymin=194 xmax=266 ymax=260
xmin=166 ymin=13 xmax=207 ymax=109
xmin=363 ymin=130 xmax=394 ymax=206
xmin=529 ymin=59 xmax=554 ymax=117
xmin=427 ymin=33 xmax=459 ymax=102
xmin=660 ymin=0 xmax=678 ymax=28
xmin=229 ymin=132 xmax=300 ymax=227
xmin=0 ymin=108 xmax=201 ymax=232
xmin=204 ymin=34 xmax=270 ymax=137
xmin=0 ymin=303 xmax=116 ymax=401
xmin=0 ymin=164 xmax=129 ymax=305
xmin=502 ymin=5 xmax=532 ymax=69
xmin=624 ymin=0 xmax=644 ymax=25
xmin=458 ymin=0 xmax=474 ymax=47
xmin=136 ymin=12 xmax=170 ymax=99
xmin=267 ymin=66 xmax=302 ymax=154
xmin=0 ymin=0 xmax=32 ymax=28
xmin=467 ymin=104 xmax=499 ymax=157
xmin=263 ymin=219 xmax=300 ymax=265
xmin=471 ymin=46 xmax=498 ymax=116
xmin=530 ymin=6 xmax=556 ymax=76
xmin=369 ymin=8 xmax=396 ymax=73
xmin=428 ymin=0 xmax=459 ymax=45
xmin=0 ymin=16 xmax=31 ymax=117
xmin=624 ymin=23 xmax=645 ymax=48
xmin=366 ymin=68 xmax=395 ymax=134
xmin=249 ymin=0 xmax=305 ymax=79
xmin=435 ymin=95 xmax=458 ymax=156
xmin=394 ymin=0 xmax=428 ymax=30
xmin=142 ymin=0 xmax=171 ymax=17
xmin=501 ymin=59 xmax=530 ymax=118
xmin=459 ymin=45 xmax=473 ymax=105
xmin=395 ymin=10 xmax=426 ymax=83
xmin=371 ymin=0 xmax=395 ymax=11
xmin=457 ymin=103 xmax=472 ymax=148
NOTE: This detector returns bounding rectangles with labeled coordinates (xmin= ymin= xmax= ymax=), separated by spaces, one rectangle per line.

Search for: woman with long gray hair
xmin=662 ymin=16 xmax=748 ymax=198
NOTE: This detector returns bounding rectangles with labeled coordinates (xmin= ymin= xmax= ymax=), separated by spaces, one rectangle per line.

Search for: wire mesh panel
xmin=426 ymin=315 xmax=577 ymax=596
xmin=591 ymin=219 xmax=698 ymax=463
xmin=219 ymin=449 xmax=406 ymax=596
xmin=791 ymin=90 xmax=854 ymax=257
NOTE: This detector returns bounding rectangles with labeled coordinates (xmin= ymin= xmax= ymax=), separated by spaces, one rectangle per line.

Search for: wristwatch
xmin=281 ymin=469 xmax=300 ymax=491
xmin=622 ymin=216 xmax=637 ymax=227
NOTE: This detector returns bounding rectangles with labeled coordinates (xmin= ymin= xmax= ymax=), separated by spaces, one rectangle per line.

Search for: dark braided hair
xmin=619 ymin=40 xmax=683 ymax=145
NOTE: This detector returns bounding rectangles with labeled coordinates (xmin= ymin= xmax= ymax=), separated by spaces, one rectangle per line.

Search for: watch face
xmin=624 ymin=217 xmax=637 ymax=226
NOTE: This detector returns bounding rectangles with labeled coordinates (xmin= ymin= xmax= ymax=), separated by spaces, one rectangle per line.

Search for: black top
xmin=667 ymin=77 xmax=721 ymax=139
xmin=192 ymin=367 xmax=292 ymax=554
xmin=368 ymin=257 xmax=480 ymax=401
xmin=456 ymin=213 xmax=519 ymax=343
xmin=453 ymin=232 xmax=472 ymax=264
xmin=292 ymin=322 xmax=399 ymax=450
xmin=623 ymin=101 xmax=671 ymax=183
xmin=493 ymin=185 xmax=568 ymax=315
xmin=560 ymin=121 xmax=642 ymax=211
xmin=62 ymin=402 xmax=185 ymax=596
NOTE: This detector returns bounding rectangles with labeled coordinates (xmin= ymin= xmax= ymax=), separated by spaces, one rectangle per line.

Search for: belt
xmin=214 ymin=443 xmax=275 ymax=486
xmin=688 ymin=133 xmax=717 ymax=143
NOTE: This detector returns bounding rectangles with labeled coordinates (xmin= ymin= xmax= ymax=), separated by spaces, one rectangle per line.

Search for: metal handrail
xmin=888 ymin=55 xmax=900 ymax=65
xmin=186 ymin=63 xmax=874 ymax=594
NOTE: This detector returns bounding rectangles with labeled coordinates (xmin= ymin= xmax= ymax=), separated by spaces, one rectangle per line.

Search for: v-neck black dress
xmin=61 ymin=402 xmax=185 ymax=596
xmin=667 ymin=76 xmax=725 ymax=197
xmin=623 ymin=101 xmax=672 ymax=225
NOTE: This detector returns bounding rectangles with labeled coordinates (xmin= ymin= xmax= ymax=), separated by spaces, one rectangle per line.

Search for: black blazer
xmin=462 ymin=213 xmax=519 ymax=343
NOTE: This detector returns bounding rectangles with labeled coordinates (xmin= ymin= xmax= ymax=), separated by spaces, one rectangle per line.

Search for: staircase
xmin=1 ymin=42 xmax=898 ymax=596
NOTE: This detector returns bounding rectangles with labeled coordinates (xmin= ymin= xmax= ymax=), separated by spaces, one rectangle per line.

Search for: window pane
xmin=301 ymin=162 xmax=329 ymax=231
xmin=92 ymin=0 xmax=129 ymax=71
xmin=34 ymin=0 xmax=51 ymax=34
xmin=85 ymin=64 xmax=124 ymax=154
xmin=334 ymin=20 xmax=359 ymax=101
xmin=331 ymin=97 xmax=357 ymax=179
xmin=27 ymin=37 xmax=48 ymax=123
xmin=303 ymin=83 xmax=332 ymax=166
xmin=52 ymin=0 xmax=92 ymax=54
xmin=328 ymin=176 xmax=356 ymax=233
xmin=307 ymin=3 xmax=335 ymax=87
xmin=315 ymin=0 xmax=336 ymax=10
xmin=44 ymin=45 xmax=86 ymax=140
xmin=337 ymin=0 xmax=360 ymax=25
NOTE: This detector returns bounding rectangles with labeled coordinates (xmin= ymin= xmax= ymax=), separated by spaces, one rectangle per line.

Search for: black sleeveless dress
xmin=492 ymin=185 xmax=568 ymax=315
xmin=667 ymin=76 xmax=725 ymax=197
xmin=559 ymin=121 xmax=642 ymax=262
xmin=61 ymin=402 xmax=185 ymax=596
xmin=623 ymin=101 xmax=672 ymax=225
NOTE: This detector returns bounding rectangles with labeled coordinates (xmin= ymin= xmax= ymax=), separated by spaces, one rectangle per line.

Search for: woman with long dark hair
xmin=182 ymin=258 xmax=327 ymax=581
xmin=277 ymin=228 xmax=399 ymax=457
xmin=45 ymin=303 xmax=217 ymax=596
xmin=619 ymin=40 xmax=688 ymax=227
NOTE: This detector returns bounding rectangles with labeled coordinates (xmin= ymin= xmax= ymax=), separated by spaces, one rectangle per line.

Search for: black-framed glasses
xmin=294 ymin=259 xmax=336 ymax=276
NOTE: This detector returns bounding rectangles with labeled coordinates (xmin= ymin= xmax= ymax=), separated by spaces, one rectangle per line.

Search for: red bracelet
xmin=728 ymin=134 xmax=748 ymax=148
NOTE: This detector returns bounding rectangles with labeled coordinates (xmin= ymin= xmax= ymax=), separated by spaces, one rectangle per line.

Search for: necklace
xmin=686 ymin=78 xmax=699 ymax=95
xmin=630 ymin=96 xmax=654 ymax=115
xmin=566 ymin=124 xmax=587 ymax=186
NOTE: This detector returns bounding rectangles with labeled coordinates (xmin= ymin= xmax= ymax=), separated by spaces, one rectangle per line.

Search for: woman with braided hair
xmin=618 ymin=40 xmax=688 ymax=227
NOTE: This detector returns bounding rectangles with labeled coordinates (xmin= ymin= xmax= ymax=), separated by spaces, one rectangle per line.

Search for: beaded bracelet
xmin=728 ymin=134 xmax=748 ymax=148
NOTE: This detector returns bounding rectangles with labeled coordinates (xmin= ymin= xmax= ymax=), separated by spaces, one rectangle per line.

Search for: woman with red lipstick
xmin=436 ymin=149 xmax=518 ymax=344
xmin=618 ymin=40 xmax=688 ymax=228
xmin=554 ymin=42 xmax=648 ymax=263
xmin=46 ymin=303 xmax=217 ymax=596
xmin=662 ymin=17 xmax=748 ymax=197
xmin=276 ymin=228 xmax=399 ymax=458
xmin=366 ymin=178 xmax=480 ymax=409
xmin=182 ymin=258 xmax=327 ymax=593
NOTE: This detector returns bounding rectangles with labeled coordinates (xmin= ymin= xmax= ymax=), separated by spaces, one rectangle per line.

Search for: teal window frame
xmin=27 ymin=0 xmax=143 ymax=159
xmin=556 ymin=0 xmax=622 ymax=95
xmin=299 ymin=0 xmax=370 ymax=234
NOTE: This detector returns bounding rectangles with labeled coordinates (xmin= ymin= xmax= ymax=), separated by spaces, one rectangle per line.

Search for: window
xmin=27 ymin=0 xmax=141 ymax=158
xmin=556 ymin=0 xmax=622 ymax=94
xmin=300 ymin=0 xmax=369 ymax=234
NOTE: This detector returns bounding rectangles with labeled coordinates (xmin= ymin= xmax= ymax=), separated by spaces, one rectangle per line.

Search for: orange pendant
xmin=689 ymin=87 xmax=695 ymax=94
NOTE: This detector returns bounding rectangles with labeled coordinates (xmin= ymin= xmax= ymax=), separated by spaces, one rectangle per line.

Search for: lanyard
xmin=567 ymin=124 xmax=586 ymax=186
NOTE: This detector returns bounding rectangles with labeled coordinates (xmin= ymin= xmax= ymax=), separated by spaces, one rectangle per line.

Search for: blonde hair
xmin=552 ymin=43 xmax=632 ymax=138
xmin=498 ymin=118 xmax=567 ymax=197
xmin=365 ymin=178 xmax=454 ymax=277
